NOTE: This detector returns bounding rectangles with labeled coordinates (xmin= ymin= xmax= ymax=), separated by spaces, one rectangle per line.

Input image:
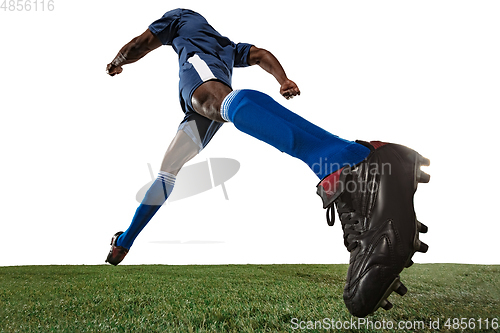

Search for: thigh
xmin=160 ymin=129 xmax=199 ymax=175
xmin=161 ymin=113 xmax=224 ymax=174
xmin=178 ymin=111 xmax=224 ymax=150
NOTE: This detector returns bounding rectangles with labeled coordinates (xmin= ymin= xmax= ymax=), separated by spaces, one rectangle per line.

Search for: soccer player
xmin=105 ymin=9 xmax=430 ymax=317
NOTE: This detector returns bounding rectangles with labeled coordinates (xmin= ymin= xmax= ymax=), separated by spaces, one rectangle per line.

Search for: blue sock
xmin=221 ymin=90 xmax=370 ymax=179
xmin=117 ymin=171 xmax=176 ymax=249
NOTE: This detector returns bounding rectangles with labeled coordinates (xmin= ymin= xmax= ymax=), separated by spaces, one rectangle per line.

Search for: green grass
xmin=0 ymin=264 xmax=498 ymax=332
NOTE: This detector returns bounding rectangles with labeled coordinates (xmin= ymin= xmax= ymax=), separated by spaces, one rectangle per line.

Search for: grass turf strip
xmin=0 ymin=264 xmax=498 ymax=332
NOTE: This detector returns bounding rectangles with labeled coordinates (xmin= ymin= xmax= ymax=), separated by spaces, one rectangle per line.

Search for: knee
xmin=160 ymin=153 xmax=196 ymax=176
xmin=200 ymin=95 xmax=225 ymax=122
xmin=192 ymin=81 xmax=232 ymax=122
xmin=160 ymin=161 xmax=181 ymax=176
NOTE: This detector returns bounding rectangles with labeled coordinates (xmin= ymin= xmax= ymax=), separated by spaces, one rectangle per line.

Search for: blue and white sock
xmin=221 ymin=89 xmax=370 ymax=179
xmin=117 ymin=171 xmax=176 ymax=249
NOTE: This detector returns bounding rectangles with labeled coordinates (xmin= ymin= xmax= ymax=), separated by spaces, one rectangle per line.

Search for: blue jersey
xmin=148 ymin=9 xmax=253 ymax=149
xmin=149 ymin=8 xmax=253 ymax=87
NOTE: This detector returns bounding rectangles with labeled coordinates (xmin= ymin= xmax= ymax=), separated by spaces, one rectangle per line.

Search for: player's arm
xmin=106 ymin=29 xmax=162 ymax=76
xmin=247 ymin=46 xmax=300 ymax=99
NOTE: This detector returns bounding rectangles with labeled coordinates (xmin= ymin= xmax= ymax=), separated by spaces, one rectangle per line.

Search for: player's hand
xmin=106 ymin=63 xmax=123 ymax=76
xmin=280 ymin=79 xmax=301 ymax=100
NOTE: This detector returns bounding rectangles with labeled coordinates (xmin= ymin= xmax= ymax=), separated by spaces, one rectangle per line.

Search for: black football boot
xmin=105 ymin=231 xmax=129 ymax=266
xmin=316 ymin=141 xmax=430 ymax=317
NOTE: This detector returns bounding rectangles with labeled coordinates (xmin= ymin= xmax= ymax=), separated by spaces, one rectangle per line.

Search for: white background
xmin=0 ymin=0 xmax=499 ymax=266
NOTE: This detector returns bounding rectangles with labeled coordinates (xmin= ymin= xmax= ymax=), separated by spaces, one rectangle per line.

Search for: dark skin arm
xmin=106 ymin=33 xmax=299 ymax=99
xmin=247 ymin=46 xmax=301 ymax=99
xmin=106 ymin=29 xmax=162 ymax=76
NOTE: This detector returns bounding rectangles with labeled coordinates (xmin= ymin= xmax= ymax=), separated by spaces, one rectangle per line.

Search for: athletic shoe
xmin=316 ymin=141 xmax=430 ymax=317
xmin=105 ymin=231 xmax=129 ymax=266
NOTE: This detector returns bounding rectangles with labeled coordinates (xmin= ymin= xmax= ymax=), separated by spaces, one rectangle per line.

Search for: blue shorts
xmin=178 ymin=54 xmax=231 ymax=149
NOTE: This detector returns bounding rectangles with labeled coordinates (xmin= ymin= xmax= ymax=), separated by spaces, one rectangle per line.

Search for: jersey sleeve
xmin=148 ymin=8 xmax=182 ymax=45
xmin=234 ymin=43 xmax=254 ymax=68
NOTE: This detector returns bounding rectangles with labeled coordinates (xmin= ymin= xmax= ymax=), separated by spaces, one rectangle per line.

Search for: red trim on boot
xmin=369 ymin=141 xmax=389 ymax=150
xmin=318 ymin=167 xmax=344 ymax=198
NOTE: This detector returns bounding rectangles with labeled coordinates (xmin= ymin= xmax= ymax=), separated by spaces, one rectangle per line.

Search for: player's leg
xmin=105 ymin=128 xmax=198 ymax=265
xmin=191 ymin=81 xmax=431 ymax=317
xmin=115 ymin=129 xmax=199 ymax=248
xmin=106 ymin=115 xmax=222 ymax=265
xmin=191 ymin=81 xmax=370 ymax=180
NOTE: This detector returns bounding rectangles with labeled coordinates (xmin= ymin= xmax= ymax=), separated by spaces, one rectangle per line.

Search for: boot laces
xmin=326 ymin=200 xmax=363 ymax=252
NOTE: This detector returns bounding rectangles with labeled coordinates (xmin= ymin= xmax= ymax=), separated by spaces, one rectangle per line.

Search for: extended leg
xmin=191 ymin=81 xmax=431 ymax=317
xmin=191 ymin=81 xmax=370 ymax=180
